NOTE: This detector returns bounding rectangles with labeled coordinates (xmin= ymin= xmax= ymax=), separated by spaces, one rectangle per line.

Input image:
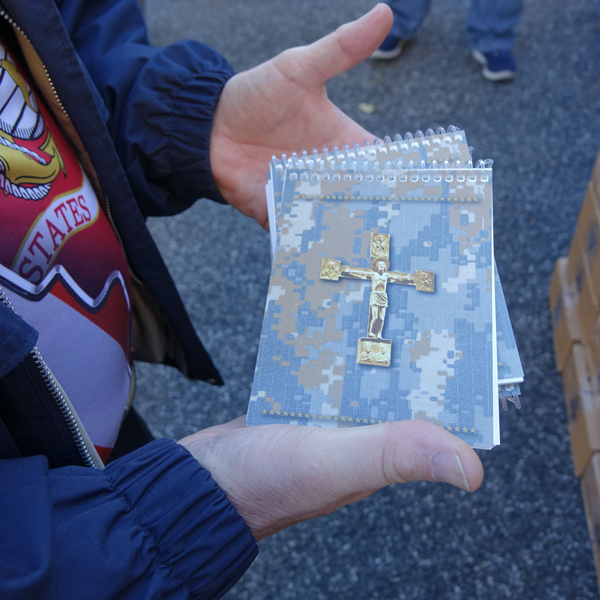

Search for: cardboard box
xmin=549 ymin=258 xmax=583 ymax=371
xmin=582 ymin=185 xmax=600 ymax=304
xmin=587 ymin=317 xmax=600 ymax=394
xmin=574 ymin=240 xmax=599 ymax=342
xmin=567 ymin=184 xmax=600 ymax=286
xmin=565 ymin=184 xmax=600 ymax=342
xmin=580 ymin=453 xmax=600 ymax=592
xmin=562 ymin=343 xmax=600 ymax=476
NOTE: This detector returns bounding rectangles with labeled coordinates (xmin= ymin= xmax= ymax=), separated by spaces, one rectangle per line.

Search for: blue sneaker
xmin=472 ymin=49 xmax=517 ymax=81
xmin=371 ymin=35 xmax=406 ymax=60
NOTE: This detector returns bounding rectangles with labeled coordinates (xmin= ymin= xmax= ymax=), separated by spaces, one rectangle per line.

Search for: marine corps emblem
xmin=0 ymin=44 xmax=65 ymax=201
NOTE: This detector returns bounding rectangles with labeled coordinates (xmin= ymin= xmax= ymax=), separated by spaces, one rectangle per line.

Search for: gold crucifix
xmin=319 ymin=233 xmax=434 ymax=367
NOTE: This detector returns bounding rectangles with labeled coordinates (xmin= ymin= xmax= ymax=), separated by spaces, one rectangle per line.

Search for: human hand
xmin=209 ymin=4 xmax=393 ymax=229
xmin=179 ymin=417 xmax=483 ymax=541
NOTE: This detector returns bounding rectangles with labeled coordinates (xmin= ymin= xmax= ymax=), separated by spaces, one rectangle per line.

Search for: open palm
xmin=181 ymin=416 xmax=483 ymax=541
xmin=209 ymin=4 xmax=394 ymax=228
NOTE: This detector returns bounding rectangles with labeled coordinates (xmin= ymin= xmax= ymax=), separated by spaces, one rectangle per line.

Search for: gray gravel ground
xmin=135 ymin=0 xmax=600 ymax=598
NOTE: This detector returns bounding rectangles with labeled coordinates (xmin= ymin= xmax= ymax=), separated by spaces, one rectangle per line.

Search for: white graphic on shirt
xmin=0 ymin=262 xmax=132 ymax=451
xmin=0 ymin=41 xmax=65 ymax=200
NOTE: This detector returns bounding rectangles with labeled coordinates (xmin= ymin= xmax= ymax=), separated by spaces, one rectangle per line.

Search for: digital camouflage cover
xmin=249 ymin=165 xmax=498 ymax=449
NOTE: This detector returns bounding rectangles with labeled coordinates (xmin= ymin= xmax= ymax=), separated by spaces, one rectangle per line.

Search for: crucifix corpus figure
xmin=319 ymin=233 xmax=434 ymax=367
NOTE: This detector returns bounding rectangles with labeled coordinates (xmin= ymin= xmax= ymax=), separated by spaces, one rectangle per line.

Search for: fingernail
xmin=430 ymin=452 xmax=470 ymax=492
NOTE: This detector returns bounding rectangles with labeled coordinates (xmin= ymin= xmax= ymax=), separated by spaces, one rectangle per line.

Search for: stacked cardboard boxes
xmin=550 ymin=151 xmax=600 ymax=585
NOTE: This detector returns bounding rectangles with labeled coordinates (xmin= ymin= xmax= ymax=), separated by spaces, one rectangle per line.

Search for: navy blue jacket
xmin=0 ymin=0 xmax=258 ymax=597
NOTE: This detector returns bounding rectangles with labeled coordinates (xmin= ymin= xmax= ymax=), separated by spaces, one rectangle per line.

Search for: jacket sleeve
xmin=0 ymin=438 xmax=258 ymax=600
xmin=56 ymin=0 xmax=236 ymax=217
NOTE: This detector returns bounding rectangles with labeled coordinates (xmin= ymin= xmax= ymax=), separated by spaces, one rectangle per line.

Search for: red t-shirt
xmin=0 ymin=39 xmax=132 ymax=463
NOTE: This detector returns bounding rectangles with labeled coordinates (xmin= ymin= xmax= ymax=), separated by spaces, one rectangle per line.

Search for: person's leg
xmin=371 ymin=0 xmax=431 ymax=60
xmin=387 ymin=0 xmax=431 ymax=40
xmin=466 ymin=0 xmax=522 ymax=52
xmin=467 ymin=0 xmax=522 ymax=80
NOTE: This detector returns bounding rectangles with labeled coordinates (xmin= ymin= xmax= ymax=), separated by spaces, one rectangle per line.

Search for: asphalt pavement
xmin=136 ymin=1 xmax=600 ymax=598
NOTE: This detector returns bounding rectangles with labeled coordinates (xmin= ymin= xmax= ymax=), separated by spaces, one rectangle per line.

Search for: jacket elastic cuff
xmin=105 ymin=437 xmax=258 ymax=597
xmin=118 ymin=40 xmax=236 ymax=216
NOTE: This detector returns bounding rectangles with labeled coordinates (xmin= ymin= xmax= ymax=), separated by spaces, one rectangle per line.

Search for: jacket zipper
xmin=30 ymin=347 xmax=96 ymax=468
xmin=0 ymin=286 xmax=97 ymax=468
xmin=0 ymin=5 xmax=123 ymax=247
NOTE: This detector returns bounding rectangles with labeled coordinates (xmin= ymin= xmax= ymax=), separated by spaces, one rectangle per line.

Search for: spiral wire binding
xmin=282 ymin=162 xmax=493 ymax=183
xmin=288 ymin=160 xmax=492 ymax=184
xmin=271 ymin=125 xmax=470 ymax=169
xmin=286 ymin=147 xmax=493 ymax=182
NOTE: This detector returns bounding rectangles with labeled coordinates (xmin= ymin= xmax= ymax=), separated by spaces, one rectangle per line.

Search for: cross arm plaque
xmin=318 ymin=261 xmax=434 ymax=292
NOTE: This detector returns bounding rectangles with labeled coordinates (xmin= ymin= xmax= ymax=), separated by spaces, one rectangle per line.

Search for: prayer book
xmin=247 ymin=127 xmax=523 ymax=448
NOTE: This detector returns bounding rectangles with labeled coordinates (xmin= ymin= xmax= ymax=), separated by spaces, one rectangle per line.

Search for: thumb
xmin=181 ymin=420 xmax=483 ymax=540
xmin=281 ymin=420 xmax=483 ymax=493
xmin=273 ymin=4 xmax=393 ymax=88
